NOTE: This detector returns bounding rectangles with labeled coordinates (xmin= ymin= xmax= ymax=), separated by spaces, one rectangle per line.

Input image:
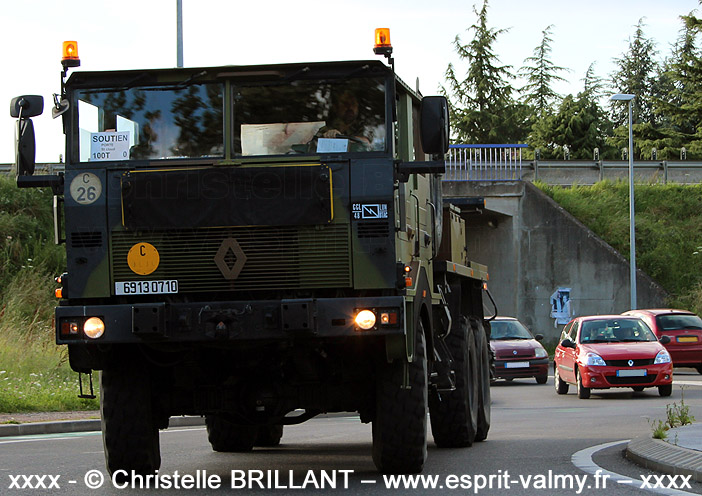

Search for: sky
xmin=2 ymin=0 xmax=699 ymax=163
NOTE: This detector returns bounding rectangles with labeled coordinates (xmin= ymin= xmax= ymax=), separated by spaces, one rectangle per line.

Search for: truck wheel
xmin=100 ymin=356 xmax=161 ymax=477
xmin=206 ymin=415 xmax=258 ymax=452
xmin=255 ymin=425 xmax=284 ymax=447
xmin=429 ymin=317 xmax=478 ymax=447
xmin=372 ymin=320 xmax=428 ymax=474
xmin=472 ymin=318 xmax=491 ymax=442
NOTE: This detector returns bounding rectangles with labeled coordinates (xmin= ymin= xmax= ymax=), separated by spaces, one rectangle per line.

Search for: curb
xmin=627 ymin=435 xmax=702 ymax=482
xmin=0 ymin=416 xmax=205 ymax=438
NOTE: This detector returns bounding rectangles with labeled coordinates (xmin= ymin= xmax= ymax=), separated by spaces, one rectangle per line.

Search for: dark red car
xmin=554 ymin=315 xmax=673 ymax=399
xmin=622 ymin=309 xmax=702 ymax=372
xmin=489 ymin=317 xmax=549 ymax=384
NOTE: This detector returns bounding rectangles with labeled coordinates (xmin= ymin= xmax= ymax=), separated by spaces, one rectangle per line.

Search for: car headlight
xmin=534 ymin=347 xmax=548 ymax=358
xmin=585 ymin=352 xmax=606 ymax=366
xmin=655 ymin=349 xmax=672 ymax=364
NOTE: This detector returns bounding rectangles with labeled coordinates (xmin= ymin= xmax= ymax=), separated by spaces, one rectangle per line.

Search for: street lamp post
xmin=611 ymin=93 xmax=636 ymax=310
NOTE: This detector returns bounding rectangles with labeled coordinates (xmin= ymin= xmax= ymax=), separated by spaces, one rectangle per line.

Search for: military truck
xmin=10 ymin=33 xmax=493 ymax=475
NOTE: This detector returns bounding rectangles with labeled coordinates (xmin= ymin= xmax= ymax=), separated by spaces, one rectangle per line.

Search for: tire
xmin=429 ymin=316 xmax=478 ymax=448
xmin=255 ymin=425 xmax=284 ymax=447
xmin=576 ymin=370 xmax=591 ymax=399
xmin=696 ymin=366 xmax=702 ymax=375
xmin=535 ymin=374 xmax=548 ymax=385
xmin=372 ymin=320 xmax=428 ymax=474
xmin=206 ymin=415 xmax=258 ymax=452
xmin=100 ymin=353 xmax=161 ymax=477
xmin=472 ymin=318 xmax=491 ymax=442
xmin=554 ymin=365 xmax=569 ymax=395
xmin=632 ymin=386 xmax=645 ymax=392
xmin=658 ymin=384 xmax=673 ymax=397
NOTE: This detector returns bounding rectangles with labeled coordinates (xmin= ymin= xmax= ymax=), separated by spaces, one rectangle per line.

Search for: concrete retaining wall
xmin=442 ymin=181 xmax=667 ymax=343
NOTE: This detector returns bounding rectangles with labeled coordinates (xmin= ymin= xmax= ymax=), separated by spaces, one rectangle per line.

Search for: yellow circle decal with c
xmin=127 ymin=243 xmax=160 ymax=275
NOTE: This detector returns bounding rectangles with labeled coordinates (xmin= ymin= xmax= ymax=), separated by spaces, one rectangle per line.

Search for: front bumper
xmin=494 ymin=357 xmax=549 ymax=379
xmin=56 ymin=296 xmax=406 ymax=344
xmin=578 ymin=362 xmax=674 ymax=388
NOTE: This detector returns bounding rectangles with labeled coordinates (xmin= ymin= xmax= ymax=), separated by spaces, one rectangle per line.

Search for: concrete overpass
xmin=444 ymin=145 xmax=675 ymax=342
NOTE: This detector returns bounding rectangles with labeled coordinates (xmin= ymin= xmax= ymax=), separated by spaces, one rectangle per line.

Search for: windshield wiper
xmin=176 ymin=70 xmax=207 ymax=88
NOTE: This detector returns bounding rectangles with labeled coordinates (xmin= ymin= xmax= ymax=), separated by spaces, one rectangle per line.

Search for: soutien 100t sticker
xmin=352 ymin=203 xmax=388 ymax=220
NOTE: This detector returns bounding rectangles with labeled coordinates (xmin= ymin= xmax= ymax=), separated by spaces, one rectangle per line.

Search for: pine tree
xmin=519 ymin=25 xmax=569 ymax=118
xmin=610 ymin=18 xmax=659 ymax=127
xmin=442 ymin=0 xmax=524 ymax=144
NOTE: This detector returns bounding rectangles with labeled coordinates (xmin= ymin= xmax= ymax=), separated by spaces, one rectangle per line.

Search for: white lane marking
xmin=572 ymin=440 xmax=699 ymax=496
xmin=0 ymin=426 xmax=205 ymax=445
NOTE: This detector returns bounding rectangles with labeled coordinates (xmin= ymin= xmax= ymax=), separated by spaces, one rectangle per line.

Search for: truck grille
xmin=111 ymin=224 xmax=351 ymax=293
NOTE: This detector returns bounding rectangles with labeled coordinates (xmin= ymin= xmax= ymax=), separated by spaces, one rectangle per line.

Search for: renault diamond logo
xmin=214 ymin=238 xmax=247 ymax=280
xmin=628 ymin=359 xmax=634 ymax=367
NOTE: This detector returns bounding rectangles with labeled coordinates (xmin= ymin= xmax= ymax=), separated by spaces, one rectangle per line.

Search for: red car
xmin=554 ymin=315 xmax=673 ymax=399
xmin=489 ymin=316 xmax=549 ymax=384
xmin=622 ymin=309 xmax=702 ymax=372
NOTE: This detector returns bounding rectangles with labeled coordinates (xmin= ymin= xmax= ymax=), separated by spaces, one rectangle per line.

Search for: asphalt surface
xmin=3 ymin=370 xmax=702 ymax=494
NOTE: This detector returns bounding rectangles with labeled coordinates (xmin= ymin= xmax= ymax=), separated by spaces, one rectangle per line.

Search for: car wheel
xmin=554 ymin=365 xmax=569 ymax=395
xmin=576 ymin=370 xmax=590 ymax=399
xmin=632 ymin=386 xmax=645 ymax=392
xmin=696 ymin=366 xmax=702 ymax=375
xmin=535 ymin=374 xmax=548 ymax=385
xmin=658 ymin=384 xmax=673 ymax=397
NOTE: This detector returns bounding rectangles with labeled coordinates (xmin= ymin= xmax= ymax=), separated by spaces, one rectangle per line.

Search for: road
xmin=3 ymin=370 xmax=702 ymax=495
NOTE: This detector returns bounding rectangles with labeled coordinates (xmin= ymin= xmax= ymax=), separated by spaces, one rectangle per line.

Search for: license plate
xmin=677 ymin=336 xmax=698 ymax=343
xmin=616 ymin=369 xmax=647 ymax=377
xmin=115 ymin=280 xmax=179 ymax=295
xmin=505 ymin=361 xmax=529 ymax=369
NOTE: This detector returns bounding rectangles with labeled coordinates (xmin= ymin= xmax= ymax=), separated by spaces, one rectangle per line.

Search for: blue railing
xmin=444 ymin=144 xmax=528 ymax=181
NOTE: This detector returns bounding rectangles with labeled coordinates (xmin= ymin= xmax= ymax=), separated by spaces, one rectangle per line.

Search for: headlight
xmin=83 ymin=317 xmax=105 ymax=339
xmin=655 ymin=349 xmax=672 ymax=364
xmin=534 ymin=347 xmax=548 ymax=358
xmin=354 ymin=310 xmax=376 ymax=330
xmin=585 ymin=352 xmax=606 ymax=366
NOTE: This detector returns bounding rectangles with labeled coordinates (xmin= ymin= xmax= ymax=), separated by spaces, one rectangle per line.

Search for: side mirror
xmin=15 ymin=119 xmax=36 ymax=176
xmin=659 ymin=335 xmax=671 ymax=345
xmin=560 ymin=338 xmax=576 ymax=349
xmin=534 ymin=334 xmax=544 ymax=341
xmin=10 ymin=95 xmax=44 ymax=118
xmin=420 ymin=96 xmax=449 ymax=156
xmin=10 ymin=95 xmax=44 ymax=177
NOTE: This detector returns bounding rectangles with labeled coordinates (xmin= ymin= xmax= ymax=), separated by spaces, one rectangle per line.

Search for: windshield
xmin=656 ymin=314 xmax=702 ymax=331
xmin=77 ymin=83 xmax=223 ymax=162
xmin=579 ymin=318 xmax=657 ymax=343
xmin=232 ymin=77 xmax=386 ymax=156
xmin=490 ymin=320 xmax=533 ymax=340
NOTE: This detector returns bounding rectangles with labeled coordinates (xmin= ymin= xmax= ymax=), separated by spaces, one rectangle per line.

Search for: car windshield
xmin=232 ymin=77 xmax=386 ymax=156
xmin=579 ymin=318 xmax=657 ymax=343
xmin=656 ymin=314 xmax=702 ymax=331
xmin=490 ymin=320 xmax=533 ymax=340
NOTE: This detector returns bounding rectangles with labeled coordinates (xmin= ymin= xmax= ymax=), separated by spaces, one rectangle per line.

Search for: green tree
xmin=609 ymin=18 xmax=659 ymax=127
xmin=443 ymin=0 xmax=525 ymax=143
xmin=519 ymin=25 xmax=569 ymax=118
xmin=529 ymin=63 xmax=614 ymax=159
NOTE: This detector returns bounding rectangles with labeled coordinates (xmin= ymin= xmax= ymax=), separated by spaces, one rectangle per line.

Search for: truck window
xmin=77 ymin=83 xmax=223 ymax=162
xmin=232 ymin=77 xmax=386 ymax=156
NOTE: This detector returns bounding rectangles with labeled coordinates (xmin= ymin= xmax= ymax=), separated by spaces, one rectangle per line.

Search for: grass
xmin=0 ymin=176 xmax=98 ymax=413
